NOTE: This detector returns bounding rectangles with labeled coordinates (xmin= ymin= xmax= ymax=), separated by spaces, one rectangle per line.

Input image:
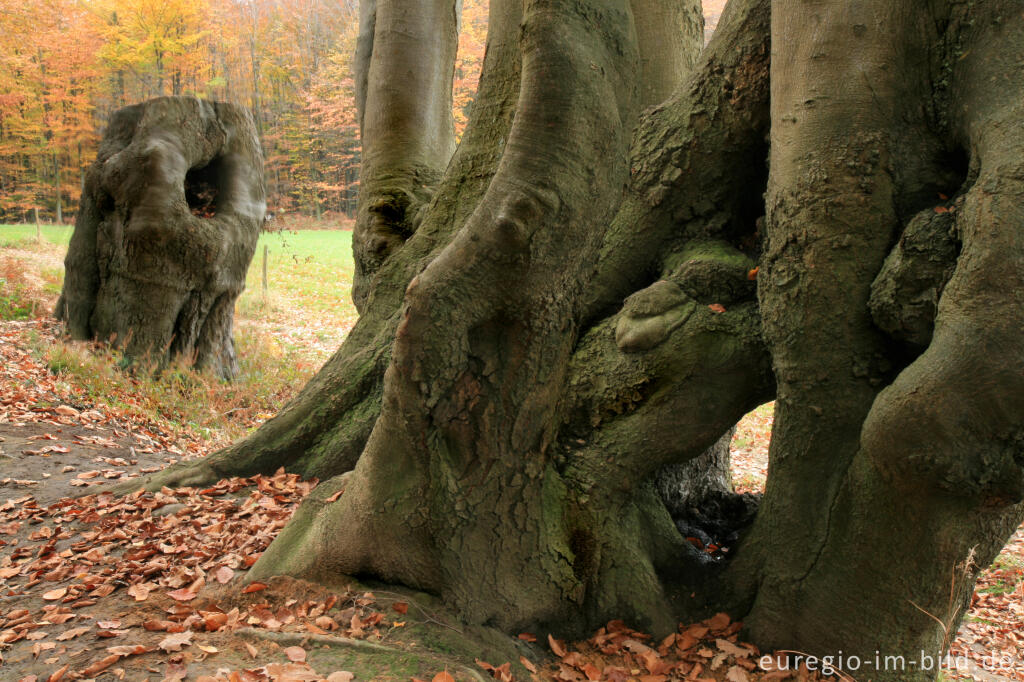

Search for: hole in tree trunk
xmin=673 ymin=490 xmax=760 ymax=560
xmin=185 ymin=156 xmax=226 ymax=219
xmin=667 ymin=404 xmax=772 ymax=560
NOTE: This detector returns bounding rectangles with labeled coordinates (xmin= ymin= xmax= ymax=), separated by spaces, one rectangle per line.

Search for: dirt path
xmin=1 ymin=422 xmax=175 ymax=508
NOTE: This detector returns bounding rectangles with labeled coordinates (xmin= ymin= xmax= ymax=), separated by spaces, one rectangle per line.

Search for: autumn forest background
xmin=0 ymin=0 xmax=489 ymax=224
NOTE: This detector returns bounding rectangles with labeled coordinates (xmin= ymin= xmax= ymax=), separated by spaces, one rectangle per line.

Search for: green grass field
xmin=0 ymin=224 xmax=356 ymax=330
xmin=238 ymin=228 xmax=355 ymax=317
xmin=0 ymin=223 xmax=74 ymax=247
xmin=0 ymin=225 xmax=353 ymax=294
xmin=0 ymin=223 xmax=357 ymax=442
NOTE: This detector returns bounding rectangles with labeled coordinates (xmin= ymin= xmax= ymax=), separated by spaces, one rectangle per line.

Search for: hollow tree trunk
xmin=125 ymin=1 xmax=1024 ymax=676
xmin=57 ymin=97 xmax=266 ymax=380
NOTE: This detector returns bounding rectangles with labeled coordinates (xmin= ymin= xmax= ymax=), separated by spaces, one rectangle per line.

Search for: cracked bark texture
xmin=122 ymin=0 xmax=1024 ymax=675
xmin=57 ymin=97 xmax=265 ymax=380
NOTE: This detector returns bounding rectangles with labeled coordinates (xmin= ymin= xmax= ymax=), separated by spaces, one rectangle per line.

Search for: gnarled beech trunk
xmin=128 ymin=1 xmax=1024 ymax=677
xmin=57 ymin=97 xmax=265 ymax=380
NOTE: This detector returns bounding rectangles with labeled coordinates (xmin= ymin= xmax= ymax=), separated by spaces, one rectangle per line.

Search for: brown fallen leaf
xmin=106 ymin=645 xmax=152 ymax=656
xmin=89 ymin=583 xmax=115 ymax=598
xmin=214 ymin=565 xmax=234 ymax=584
xmin=284 ymin=645 xmax=307 ymax=662
xmin=166 ymin=588 xmax=197 ymax=602
xmin=202 ymin=611 xmax=228 ymax=632
xmin=242 ymin=581 xmax=268 ymax=593
xmin=32 ymin=641 xmax=56 ymax=658
xmin=162 ymin=661 xmax=188 ymax=681
xmin=127 ymin=583 xmax=151 ymax=601
xmin=549 ymin=633 xmax=568 ymax=658
xmin=432 ymin=672 xmax=455 ymax=682
xmin=726 ymin=665 xmax=750 ymax=682
xmin=314 ymin=615 xmax=338 ymax=631
xmin=47 ymin=664 xmax=70 ymax=682
xmin=392 ymin=601 xmax=409 ymax=614
xmin=716 ymin=638 xmax=753 ymax=658
xmin=244 ymin=641 xmax=259 ymax=658
xmin=520 ymin=656 xmax=538 ymax=674
xmin=42 ymin=587 xmax=67 ymax=601
xmin=705 ymin=612 xmax=731 ymax=631
xmin=55 ymin=627 xmax=89 ymax=641
xmin=158 ymin=630 xmax=193 ymax=652
xmin=326 ymin=673 xmax=354 ymax=682
xmin=81 ymin=654 xmax=121 ymax=676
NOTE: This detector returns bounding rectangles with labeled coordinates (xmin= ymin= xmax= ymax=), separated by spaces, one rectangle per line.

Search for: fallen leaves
xmin=0 ymin=463 xmax=355 ymax=680
xmin=41 ymin=587 xmax=67 ymax=601
xmin=477 ymin=659 xmax=513 ymax=681
xmin=540 ymin=616 xmax=761 ymax=682
xmin=158 ymin=630 xmax=194 ymax=652
xmin=549 ymin=633 xmax=568 ymax=657
xmin=128 ymin=583 xmax=152 ymax=601
xmin=283 ymin=645 xmax=307 ymax=662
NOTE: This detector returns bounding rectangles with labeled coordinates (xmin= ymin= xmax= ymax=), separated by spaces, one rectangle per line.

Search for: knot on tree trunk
xmin=869 ymin=206 xmax=960 ymax=348
xmin=56 ymin=96 xmax=266 ymax=380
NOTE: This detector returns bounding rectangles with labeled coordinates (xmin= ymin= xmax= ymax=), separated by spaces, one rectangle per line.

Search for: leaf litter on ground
xmin=3 ymin=237 xmax=1023 ymax=681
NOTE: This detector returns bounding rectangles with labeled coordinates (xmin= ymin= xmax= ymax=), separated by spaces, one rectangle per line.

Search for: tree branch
xmin=584 ymin=0 xmax=770 ymax=323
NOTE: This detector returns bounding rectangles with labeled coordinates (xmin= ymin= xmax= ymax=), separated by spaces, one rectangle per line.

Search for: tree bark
xmin=56 ymin=97 xmax=266 ymax=380
xmin=350 ymin=0 xmax=459 ymax=310
xmin=729 ymin=2 xmax=1024 ymax=676
xmin=629 ymin=0 xmax=703 ymax=107
xmin=125 ymin=0 xmax=524 ymax=489
xmin=121 ymin=2 xmax=1024 ymax=676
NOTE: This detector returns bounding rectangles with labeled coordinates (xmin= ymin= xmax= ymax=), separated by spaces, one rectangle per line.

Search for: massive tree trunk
xmin=57 ymin=97 xmax=266 ymax=380
xmin=126 ymin=1 xmax=1024 ymax=677
xmin=732 ymin=2 xmax=1024 ymax=668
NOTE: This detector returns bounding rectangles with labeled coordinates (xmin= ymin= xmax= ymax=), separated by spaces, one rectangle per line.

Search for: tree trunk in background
xmin=57 ymin=97 xmax=266 ymax=380
xmin=629 ymin=0 xmax=703 ymax=107
xmin=126 ymin=2 xmax=1024 ymax=677
xmin=349 ymin=0 xmax=459 ymax=311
